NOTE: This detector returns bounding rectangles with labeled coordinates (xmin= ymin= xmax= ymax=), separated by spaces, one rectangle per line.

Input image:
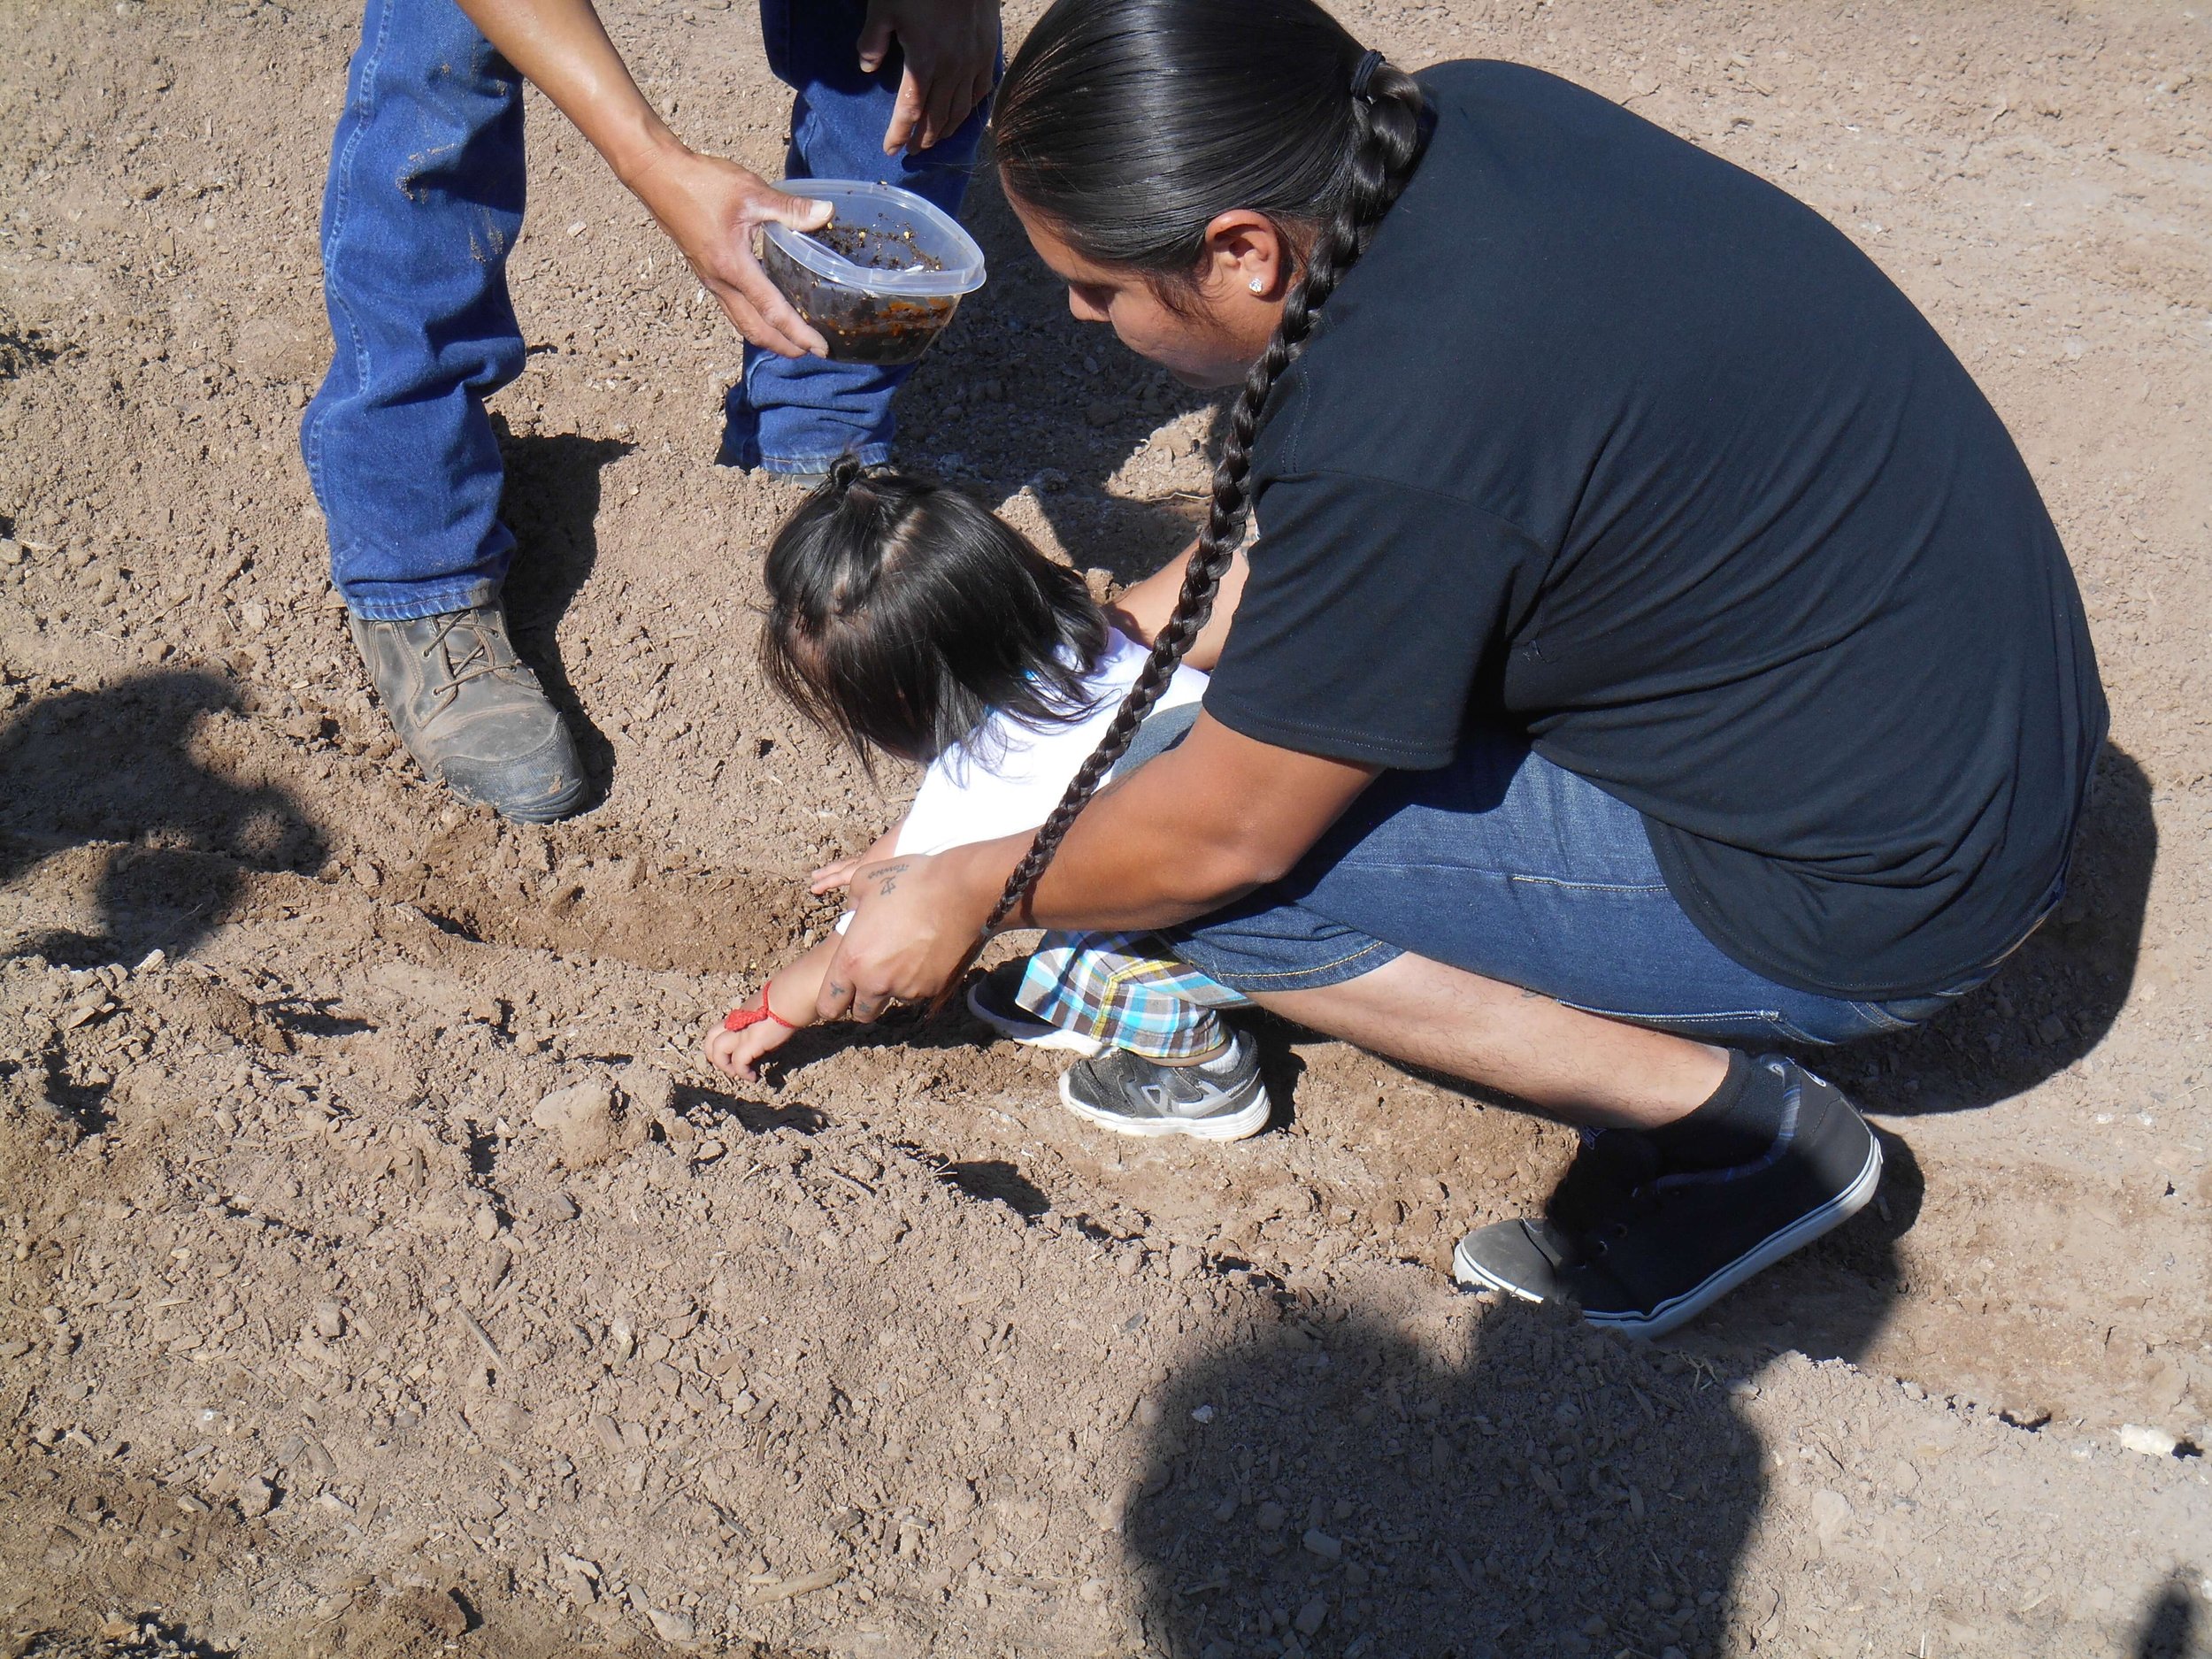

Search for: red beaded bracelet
xmin=722 ymin=980 xmax=799 ymax=1033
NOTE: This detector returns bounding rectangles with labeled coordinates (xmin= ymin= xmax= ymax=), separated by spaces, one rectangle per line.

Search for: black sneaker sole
xmin=964 ymin=979 xmax=1103 ymax=1056
xmin=1452 ymin=1132 xmax=1883 ymax=1339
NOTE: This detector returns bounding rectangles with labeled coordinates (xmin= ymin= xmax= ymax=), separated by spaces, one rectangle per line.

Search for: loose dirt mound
xmin=4 ymin=0 xmax=2210 ymax=1654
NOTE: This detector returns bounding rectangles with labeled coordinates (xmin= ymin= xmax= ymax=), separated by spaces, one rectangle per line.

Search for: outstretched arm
xmin=813 ymin=713 xmax=1378 ymax=1021
xmin=455 ymin=0 xmax=832 ymax=355
xmin=453 ymin=0 xmax=997 ymax=351
xmin=703 ymin=935 xmax=838 ymax=1080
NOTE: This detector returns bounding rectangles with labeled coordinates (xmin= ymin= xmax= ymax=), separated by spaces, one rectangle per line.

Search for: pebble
xmin=1302 ymin=1528 xmax=1342 ymax=1560
xmin=541 ymin=1192 xmax=580 ymax=1223
xmin=312 ymin=1301 xmax=346 ymax=1340
xmin=237 ymin=1475 xmax=274 ymax=1518
xmin=2118 ymin=1423 xmax=2181 ymax=1458
xmin=646 ymin=1606 xmax=695 ymax=1643
xmin=751 ymin=1565 xmax=846 ymax=1601
xmin=1294 ymin=1594 xmax=1329 ymax=1637
xmin=1254 ymin=1501 xmax=1286 ymax=1532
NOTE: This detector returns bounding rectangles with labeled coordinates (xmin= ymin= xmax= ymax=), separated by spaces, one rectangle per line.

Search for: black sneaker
xmin=1453 ymin=1056 xmax=1882 ymax=1338
xmin=1057 ymin=1033 xmax=1271 ymax=1141
xmin=965 ymin=963 xmax=1104 ymax=1056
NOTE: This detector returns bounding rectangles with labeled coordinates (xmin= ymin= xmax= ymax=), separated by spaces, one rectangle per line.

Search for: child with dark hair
xmin=703 ymin=460 xmax=1270 ymax=1141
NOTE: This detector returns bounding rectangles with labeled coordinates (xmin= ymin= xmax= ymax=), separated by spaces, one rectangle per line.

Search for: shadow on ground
xmin=1687 ymin=742 xmax=2154 ymax=1363
xmin=1836 ymin=742 xmax=2155 ymax=1118
xmin=0 ymin=669 xmax=326 ymax=964
xmin=2134 ymin=1574 xmax=2205 ymax=1659
xmin=1124 ymin=1299 xmax=1761 ymax=1659
xmin=495 ymin=425 xmax=633 ymax=801
xmin=1105 ymin=746 xmax=2156 ymax=1656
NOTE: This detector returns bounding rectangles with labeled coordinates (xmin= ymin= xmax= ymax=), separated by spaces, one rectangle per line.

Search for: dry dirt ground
xmin=3 ymin=0 xmax=2210 ymax=1655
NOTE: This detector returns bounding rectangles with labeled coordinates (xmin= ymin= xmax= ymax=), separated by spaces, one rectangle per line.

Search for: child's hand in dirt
xmin=810 ymin=852 xmax=866 ymax=895
xmin=813 ymin=826 xmax=904 ymax=895
xmin=704 ymin=1010 xmax=795 ymax=1082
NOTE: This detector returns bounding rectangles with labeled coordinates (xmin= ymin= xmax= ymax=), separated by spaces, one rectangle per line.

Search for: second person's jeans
xmin=303 ymin=0 xmax=989 ymax=621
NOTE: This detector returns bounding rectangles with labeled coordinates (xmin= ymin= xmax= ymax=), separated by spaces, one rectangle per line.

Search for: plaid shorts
xmin=1013 ymin=930 xmax=1252 ymax=1061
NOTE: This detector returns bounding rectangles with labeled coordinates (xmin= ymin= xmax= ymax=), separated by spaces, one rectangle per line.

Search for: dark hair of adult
xmin=759 ymin=457 xmax=1109 ymax=768
xmin=985 ymin=0 xmax=1427 ymax=926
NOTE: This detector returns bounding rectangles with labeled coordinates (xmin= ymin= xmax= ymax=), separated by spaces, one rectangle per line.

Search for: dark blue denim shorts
xmin=1133 ymin=711 xmax=2030 ymax=1047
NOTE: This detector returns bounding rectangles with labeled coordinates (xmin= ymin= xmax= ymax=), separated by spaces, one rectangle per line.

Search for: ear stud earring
xmin=1248 ymin=278 xmax=1266 ymax=294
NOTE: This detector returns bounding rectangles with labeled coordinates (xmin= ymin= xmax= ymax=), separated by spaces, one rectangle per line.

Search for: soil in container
xmin=764 ymin=223 xmax=964 ymax=366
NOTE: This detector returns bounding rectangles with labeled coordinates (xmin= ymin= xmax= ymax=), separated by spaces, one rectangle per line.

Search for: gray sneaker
xmin=1057 ymin=1033 xmax=1271 ymax=1141
xmin=350 ymin=603 xmax=588 ymax=823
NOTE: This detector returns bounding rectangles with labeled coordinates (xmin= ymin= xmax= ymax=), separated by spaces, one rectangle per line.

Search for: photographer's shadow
xmin=1125 ymin=1296 xmax=1763 ymax=1659
xmin=0 ymin=669 xmax=326 ymax=964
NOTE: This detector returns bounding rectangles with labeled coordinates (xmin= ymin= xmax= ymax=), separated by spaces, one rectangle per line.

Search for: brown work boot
xmin=349 ymin=602 xmax=588 ymax=823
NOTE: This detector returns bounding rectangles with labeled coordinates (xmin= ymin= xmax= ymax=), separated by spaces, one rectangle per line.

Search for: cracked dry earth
xmin=3 ymin=0 xmax=2211 ymax=1655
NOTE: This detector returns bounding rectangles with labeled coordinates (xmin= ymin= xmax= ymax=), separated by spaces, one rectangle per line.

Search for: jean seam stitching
xmin=1505 ymin=874 xmax=1670 ymax=894
xmin=1184 ymin=938 xmax=1397 ymax=987
xmin=310 ymin=0 xmax=394 ymax=580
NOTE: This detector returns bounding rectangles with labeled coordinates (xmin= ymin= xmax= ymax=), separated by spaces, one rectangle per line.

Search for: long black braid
xmin=985 ymin=50 xmax=1428 ymax=930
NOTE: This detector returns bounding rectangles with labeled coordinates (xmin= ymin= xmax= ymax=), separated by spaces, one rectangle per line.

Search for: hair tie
xmin=1349 ymin=48 xmax=1386 ymax=101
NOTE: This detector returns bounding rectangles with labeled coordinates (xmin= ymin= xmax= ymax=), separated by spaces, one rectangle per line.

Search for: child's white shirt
xmin=892 ymin=629 xmax=1207 ymax=857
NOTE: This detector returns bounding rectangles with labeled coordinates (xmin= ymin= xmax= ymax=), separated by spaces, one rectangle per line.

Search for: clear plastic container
xmin=760 ymin=179 xmax=987 ymax=366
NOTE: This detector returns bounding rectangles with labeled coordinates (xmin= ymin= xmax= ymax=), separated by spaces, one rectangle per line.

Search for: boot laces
xmin=422 ymin=611 xmax=518 ymax=708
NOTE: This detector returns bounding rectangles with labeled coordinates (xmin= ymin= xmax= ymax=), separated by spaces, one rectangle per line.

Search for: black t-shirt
xmin=1203 ymin=60 xmax=2107 ymax=1001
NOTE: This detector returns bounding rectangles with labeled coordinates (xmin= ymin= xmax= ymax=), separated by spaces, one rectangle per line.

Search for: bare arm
xmin=814 ymin=714 xmax=1379 ymax=1019
xmin=703 ymin=934 xmax=839 ymax=1079
xmin=1106 ymin=539 xmax=1249 ymax=672
xmin=454 ymin=0 xmax=830 ymax=354
xmin=451 ymin=0 xmax=998 ymax=353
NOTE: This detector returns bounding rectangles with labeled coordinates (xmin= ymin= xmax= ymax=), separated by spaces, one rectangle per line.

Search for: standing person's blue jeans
xmin=303 ymin=0 xmax=990 ymax=622
xmin=720 ymin=4 xmax=994 ymax=475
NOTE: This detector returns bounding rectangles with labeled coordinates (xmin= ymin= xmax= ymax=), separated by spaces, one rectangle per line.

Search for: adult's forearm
xmin=999 ymin=757 xmax=1271 ymax=930
xmin=453 ymin=0 xmax=678 ymax=180
xmin=964 ymin=720 xmax=1374 ymax=933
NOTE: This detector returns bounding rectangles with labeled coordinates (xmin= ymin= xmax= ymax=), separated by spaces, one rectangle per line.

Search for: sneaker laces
xmin=1545 ymin=1129 xmax=1662 ymax=1247
xmin=421 ymin=611 xmax=521 ymax=709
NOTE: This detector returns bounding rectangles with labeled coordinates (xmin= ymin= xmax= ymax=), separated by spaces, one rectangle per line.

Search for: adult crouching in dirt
xmin=302 ymin=0 xmax=999 ymax=822
xmin=812 ymin=0 xmax=2108 ymax=1339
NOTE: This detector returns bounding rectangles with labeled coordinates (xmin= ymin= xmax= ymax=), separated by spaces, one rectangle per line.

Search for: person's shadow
xmin=1123 ymin=1294 xmax=1762 ymax=1659
xmin=492 ymin=423 xmax=632 ymax=802
xmin=0 ymin=669 xmax=326 ymax=967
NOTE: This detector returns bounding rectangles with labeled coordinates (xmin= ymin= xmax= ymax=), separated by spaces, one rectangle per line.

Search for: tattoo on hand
xmin=828 ymin=982 xmax=850 ymax=1000
xmin=872 ymin=861 xmax=911 ymax=896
